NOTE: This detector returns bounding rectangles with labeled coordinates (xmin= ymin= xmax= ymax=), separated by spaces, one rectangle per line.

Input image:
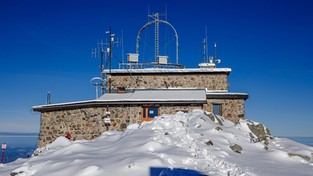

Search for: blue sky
xmin=0 ymin=0 xmax=312 ymax=136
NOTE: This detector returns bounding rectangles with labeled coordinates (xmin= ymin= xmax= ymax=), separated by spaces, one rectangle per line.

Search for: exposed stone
xmin=205 ymin=140 xmax=213 ymax=146
xmin=10 ymin=171 xmax=24 ymax=176
xmin=247 ymin=122 xmax=270 ymax=143
xmin=206 ymin=99 xmax=245 ymax=123
xmin=37 ymin=72 xmax=247 ymax=147
xmin=38 ymin=105 xmax=202 ymax=147
xmin=230 ymin=144 xmax=242 ymax=153
xmin=110 ymin=73 xmax=229 ymax=90
xmin=288 ymin=153 xmax=311 ymax=161
xmin=215 ymin=127 xmax=223 ymax=132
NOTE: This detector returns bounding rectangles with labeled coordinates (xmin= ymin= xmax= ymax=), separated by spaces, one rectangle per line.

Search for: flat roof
xmin=206 ymin=90 xmax=249 ymax=100
xmin=33 ymin=89 xmax=207 ymax=112
xmin=103 ymin=68 xmax=231 ymax=74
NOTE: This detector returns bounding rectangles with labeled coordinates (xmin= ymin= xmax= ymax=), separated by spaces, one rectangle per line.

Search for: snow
xmin=103 ymin=68 xmax=232 ymax=74
xmin=33 ymin=89 xmax=207 ymax=111
xmin=1 ymin=110 xmax=313 ymax=176
xmin=97 ymin=89 xmax=207 ymax=102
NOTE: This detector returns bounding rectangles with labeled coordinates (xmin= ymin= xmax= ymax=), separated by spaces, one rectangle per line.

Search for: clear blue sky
xmin=1 ymin=0 xmax=312 ymax=136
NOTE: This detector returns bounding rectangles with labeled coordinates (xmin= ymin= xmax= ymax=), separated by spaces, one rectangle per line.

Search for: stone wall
xmin=38 ymin=104 xmax=203 ymax=147
xmin=160 ymin=104 xmax=203 ymax=114
xmin=204 ymin=99 xmax=245 ymax=122
xmin=110 ymin=74 xmax=229 ymax=90
xmin=38 ymin=106 xmax=140 ymax=147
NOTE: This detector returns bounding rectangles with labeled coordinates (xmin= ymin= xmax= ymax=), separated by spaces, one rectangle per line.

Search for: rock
xmin=288 ymin=153 xmax=311 ymax=161
xmin=247 ymin=121 xmax=271 ymax=146
xmin=249 ymin=132 xmax=255 ymax=142
xmin=215 ymin=127 xmax=223 ymax=132
xmin=10 ymin=171 xmax=24 ymax=176
xmin=205 ymin=140 xmax=213 ymax=146
xmin=204 ymin=111 xmax=223 ymax=126
xmin=230 ymin=144 xmax=242 ymax=153
xmin=10 ymin=172 xmax=18 ymax=176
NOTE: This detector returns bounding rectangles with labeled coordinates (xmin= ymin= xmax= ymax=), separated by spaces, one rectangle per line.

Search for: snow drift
xmin=1 ymin=110 xmax=313 ymax=176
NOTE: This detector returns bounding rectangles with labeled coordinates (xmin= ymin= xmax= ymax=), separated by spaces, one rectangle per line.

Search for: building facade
xmin=33 ymin=68 xmax=248 ymax=147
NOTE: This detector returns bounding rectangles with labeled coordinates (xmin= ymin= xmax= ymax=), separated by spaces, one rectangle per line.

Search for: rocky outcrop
xmin=247 ymin=120 xmax=271 ymax=148
xmin=230 ymin=144 xmax=242 ymax=153
xmin=288 ymin=153 xmax=311 ymax=161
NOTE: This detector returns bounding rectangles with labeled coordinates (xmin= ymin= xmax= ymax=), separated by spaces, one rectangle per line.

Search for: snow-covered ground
xmin=1 ymin=110 xmax=312 ymax=176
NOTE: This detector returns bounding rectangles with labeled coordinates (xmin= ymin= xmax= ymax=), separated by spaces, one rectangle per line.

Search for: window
xmin=213 ymin=104 xmax=222 ymax=116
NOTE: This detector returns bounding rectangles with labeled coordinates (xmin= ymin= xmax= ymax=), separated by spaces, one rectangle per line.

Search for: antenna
xmin=202 ymin=26 xmax=209 ymax=63
xmin=121 ymin=30 xmax=124 ymax=64
xmin=105 ymin=27 xmax=119 ymax=93
xmin=91 ymin=48 xmax=97 ymax=58
xmin=136 ymin=11 xmax=179 ymax=66
xmin=214 ymin=42 xmax=217 ymax=61
xmin=213 ymin=42 xmax=221 ymax=65
xmin=46 ymin=92 xmax=51 ymax=105
xmin=165 ymin=3 xmax=168 ymax=21
xmin=205 ymin=27 xmax=209 ymax=63
xmin=92 ymin=28 xmax=119 ymax=95
xmin=203 ymin=38 xmax=206 ymax=63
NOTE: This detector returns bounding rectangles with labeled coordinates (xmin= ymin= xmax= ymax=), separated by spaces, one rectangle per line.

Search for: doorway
xmin=142 ymin=106 xmax=159 ymax=122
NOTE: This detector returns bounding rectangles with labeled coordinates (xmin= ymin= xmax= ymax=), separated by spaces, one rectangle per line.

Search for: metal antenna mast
xmin=148 ymin=13 xmax=160 ymax=63
xmin=46 ymin=92 xmax=51 ymax=104
xmin=91 ymin=27 xmax=119 ymax=96
xmin=202 ymin=27 xmax=209 ymax=63
xmin=106 ymin=27 xmax=114 ymax=93
xmin=137 ymin=12 xmax=179 ymax=64
xmin=214 ymin=42 xmax=217 ymax=61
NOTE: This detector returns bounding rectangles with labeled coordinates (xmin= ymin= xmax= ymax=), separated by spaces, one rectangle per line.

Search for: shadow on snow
xmin=150 ymin=167 xmax=207 ymax=176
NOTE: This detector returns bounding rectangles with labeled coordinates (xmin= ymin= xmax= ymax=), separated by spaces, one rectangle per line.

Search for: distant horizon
xmin=0 ymin=131 xmax=313 ymax=138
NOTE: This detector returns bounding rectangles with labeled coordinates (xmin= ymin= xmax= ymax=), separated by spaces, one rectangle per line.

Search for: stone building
xmin=32 ymin=13 xmax=248 ymax=147
xmin=33 ymin=67 xmax=248 ymax=147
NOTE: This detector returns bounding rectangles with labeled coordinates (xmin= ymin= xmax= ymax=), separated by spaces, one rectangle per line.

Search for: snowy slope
xmin=1 ymin=110 xmax=313 ymax=176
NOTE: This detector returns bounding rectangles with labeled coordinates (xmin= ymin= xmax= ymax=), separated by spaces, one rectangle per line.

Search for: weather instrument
xmin=90 ymin=77 xmax=105 ymax=98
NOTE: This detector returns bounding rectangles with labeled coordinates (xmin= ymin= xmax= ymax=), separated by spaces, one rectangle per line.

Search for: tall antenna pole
xmin=98 ymin=39 xmax=106 ymax=95
xmin=203 ymin=38 xmax=206 ymax=63
xmin=205 ymin=26 xmax=209 ymax=63
xmin=121 ymin=30 xmax=124 ymax=64
xmin=101 ymin=40 xmax=105 ymax=95
xmin=154 ymin=13 xmax=160 ymax=63
xmin=46 ymin=92 xmax=51 ymax=105
xmin=203 ymin=26 xmax=208 ymax=63
xmin=165 ymin=3 xmax=168 ymax=21
xmin=214 ymin=42 xmax=217 ymax=62
xmin=107 ymin=27 xmax=113 ymax=93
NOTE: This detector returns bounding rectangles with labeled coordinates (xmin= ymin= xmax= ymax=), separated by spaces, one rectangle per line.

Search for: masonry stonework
xmin=38 ymin=104 xmax=203 ymax=147
xmin=110 ymin=74 xmax=229 ymax=90
xmin=35 ymin=69 xmax=248 ymax=147
xmin=204 ymin=99 xmax=245 ymax=122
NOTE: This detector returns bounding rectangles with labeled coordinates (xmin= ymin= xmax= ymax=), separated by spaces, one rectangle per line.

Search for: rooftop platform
xmin=103 ymin=68 xmax=231 ymax=75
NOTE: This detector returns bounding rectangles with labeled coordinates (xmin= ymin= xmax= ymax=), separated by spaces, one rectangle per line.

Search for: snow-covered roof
xmin=97 ymin=89 xmax=206 ymax=102
xmin=33 ymin=89 xmax=207 ymax=112
xmin=103 ymin=68 xmax=231 ymax=74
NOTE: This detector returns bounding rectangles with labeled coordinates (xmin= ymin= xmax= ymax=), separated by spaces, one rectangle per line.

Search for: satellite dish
xmin=90 ymin=77 xmax=105 ymax=98
xmin=215 ymin=59 xmax=221 ymax=64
